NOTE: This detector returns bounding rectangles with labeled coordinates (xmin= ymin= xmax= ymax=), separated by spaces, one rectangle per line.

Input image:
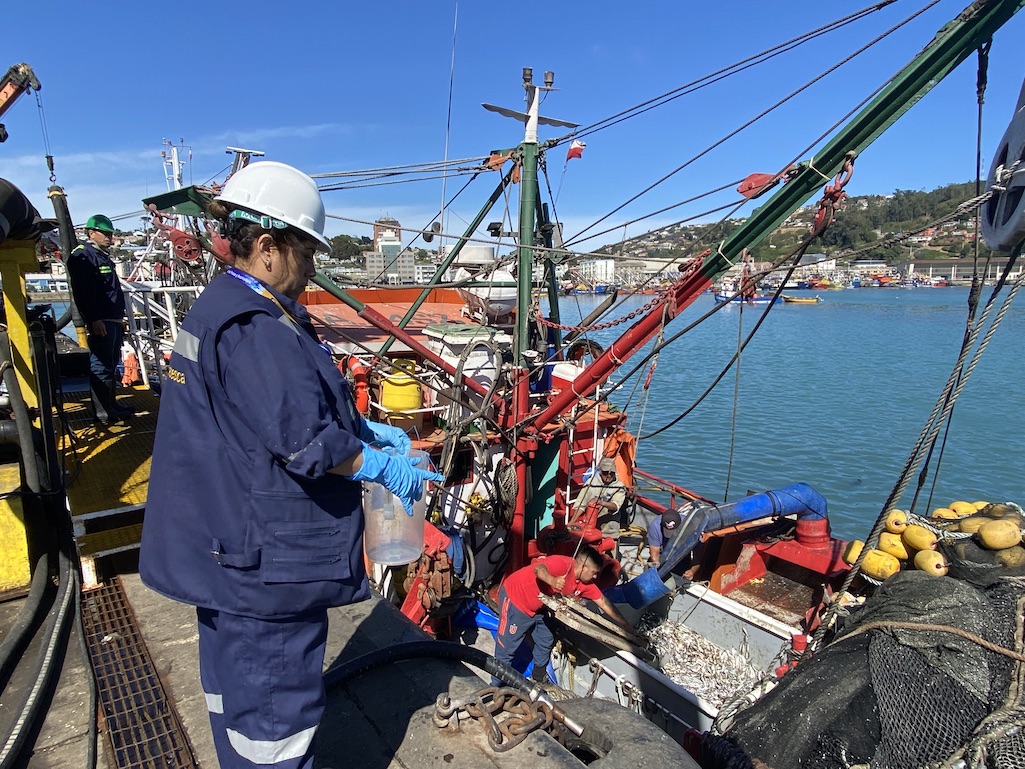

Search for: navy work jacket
xmin=140 ymin=273 xmax=369 ymax=618
xmin=67 ymin=242 xmax=126 ymax=323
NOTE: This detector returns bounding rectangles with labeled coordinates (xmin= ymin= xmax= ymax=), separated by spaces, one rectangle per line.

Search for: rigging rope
xmin=555 ymin=1 xmax=900 ymax=147
xmin=812 ymin=242 xmax=1024 ymax=653
xmin=563 ymin=0 xmax=940 ymax=247
xmin=916 ymin=42 xmax=993 ymax=515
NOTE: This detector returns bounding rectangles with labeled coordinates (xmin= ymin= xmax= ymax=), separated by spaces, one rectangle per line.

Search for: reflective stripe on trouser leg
xmin=198 ymin=608 xmax=230 ymax=762
xmin=197 ymin=607 xmax=328 ymax=769
xmin=492 ymin=587 xmax=537 ymax=685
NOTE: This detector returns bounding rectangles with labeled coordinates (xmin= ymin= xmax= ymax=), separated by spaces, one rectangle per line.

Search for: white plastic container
xmin=362 ymin=450 xmax=432 ymax=566
xmin=424 ymin=324 xmax=511 ymax=422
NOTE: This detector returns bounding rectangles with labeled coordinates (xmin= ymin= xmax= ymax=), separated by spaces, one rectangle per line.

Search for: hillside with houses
xmin=571 ymin=181 xmax=1019 ymax=290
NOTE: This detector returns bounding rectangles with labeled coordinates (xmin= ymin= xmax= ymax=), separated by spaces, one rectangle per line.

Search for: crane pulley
xmin=0 ymin=63 xmax=41 ymax=143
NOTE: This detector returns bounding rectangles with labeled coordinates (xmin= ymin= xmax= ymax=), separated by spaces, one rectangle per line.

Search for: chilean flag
xmin=566 ymin=139 xmax=586 ymax=161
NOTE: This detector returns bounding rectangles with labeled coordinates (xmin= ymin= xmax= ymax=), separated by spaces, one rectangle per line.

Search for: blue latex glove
xmin=359 ymin=419 xmax=412 ymax=456
xmin=345 ymin=444 xmax=444 ymax=515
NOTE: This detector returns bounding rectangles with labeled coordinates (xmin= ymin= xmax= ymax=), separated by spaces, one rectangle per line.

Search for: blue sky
xmin=4 ymin=0 xmax=1024 ymax=250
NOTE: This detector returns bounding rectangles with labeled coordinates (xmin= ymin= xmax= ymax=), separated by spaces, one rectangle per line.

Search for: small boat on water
xmin=713 ymin=293 xmax=781 ymax=304
xmin=781 ymin=294 xmax=821 ymax=304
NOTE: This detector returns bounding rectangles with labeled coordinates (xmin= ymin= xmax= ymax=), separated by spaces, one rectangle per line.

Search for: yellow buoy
xmin=884 ymin=509 xmax=908 ymax=534
xmin=977 ymin=519 xmax=1022 ymax=550
xmin=972 ymin=500 xmax=990 ymax=511
xmin=861 ymin=549 xmax=900 ymax=581
xmin=913 ymin=550 xmax=949 ymax=576
xmin=902 ymin=524 xmax=937 ymax=551
xmin=956 ymin=516 xmax=988 ymax=535
xmin=842 ymin=540 xmax=864 ymax=566
xmin=879 ymin=532 xmax=910 ymax=561
xmin=995 ymin=546 xmax=1025 ymax=568
xmin=931 ymin=507 xmax=959 ymax=520
xmin=948 ymin=501 xmax=977 ymax=516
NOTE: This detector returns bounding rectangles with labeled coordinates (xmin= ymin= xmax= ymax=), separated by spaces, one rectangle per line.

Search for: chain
xmin=433 ymin=687 xmax=557 ymax=753
xmin=535 ymin=255 xmax=702 ymax=333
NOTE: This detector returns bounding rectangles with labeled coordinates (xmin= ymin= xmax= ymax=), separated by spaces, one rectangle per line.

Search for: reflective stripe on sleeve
xmin=173 ymin=329 xmax=201 ymax=362
xmin=205 ymin=691 xmax=223 ymax=714
xmin=226 ymin=724 xmax=318 ymax=765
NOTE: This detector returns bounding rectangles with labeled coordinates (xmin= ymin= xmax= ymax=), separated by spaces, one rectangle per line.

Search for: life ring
xmin=338 ymin=355 xmax=371 ymax=414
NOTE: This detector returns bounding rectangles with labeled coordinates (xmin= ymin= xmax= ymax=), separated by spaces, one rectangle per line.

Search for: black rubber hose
xmin=29 ymin=320 xmax=63 ymax=491
xmin=323 ymin=639 xmax=534 ymax=694
xmin=0 ymin=542 xmax=76 ymax=768
xmin=0 ymin=550 xmax=49 ymax=688
xmin=47 ymin=186 xmax=81 ymax=332
xmin=0 ymin=338 xmax=41 ymax=493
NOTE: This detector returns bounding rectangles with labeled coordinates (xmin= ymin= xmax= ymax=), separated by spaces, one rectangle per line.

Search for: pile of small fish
xmin=641 ymin=615 xmax=760 ymax=709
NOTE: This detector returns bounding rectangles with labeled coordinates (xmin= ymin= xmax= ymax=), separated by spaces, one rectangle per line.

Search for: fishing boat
xmin=1 ymin=1 xmax=1024 ymax=767
xmin=781 ymin=294 xmax=822 ymax=304
xmin=712 ymin=292 xmax=781 ymax=305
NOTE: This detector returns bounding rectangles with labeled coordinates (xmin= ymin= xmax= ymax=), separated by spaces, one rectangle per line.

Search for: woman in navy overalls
xmin=140 ymin=161 xmax=442 ymax=769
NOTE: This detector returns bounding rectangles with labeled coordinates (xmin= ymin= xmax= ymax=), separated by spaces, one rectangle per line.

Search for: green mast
xmin=482 ymin=68 xmax=578 ymax=365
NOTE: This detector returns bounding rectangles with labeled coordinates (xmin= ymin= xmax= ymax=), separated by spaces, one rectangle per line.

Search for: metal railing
xmin=122 ymin=282 xmax=204 ymax=387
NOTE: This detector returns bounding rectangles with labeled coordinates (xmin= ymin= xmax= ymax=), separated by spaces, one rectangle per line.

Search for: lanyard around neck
xmin=226 ymin=268 xmax=331 ymax=357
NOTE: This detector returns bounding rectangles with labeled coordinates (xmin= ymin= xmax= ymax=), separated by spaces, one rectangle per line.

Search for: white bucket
xmin=362 ymin=450 xmax=432 ymax=566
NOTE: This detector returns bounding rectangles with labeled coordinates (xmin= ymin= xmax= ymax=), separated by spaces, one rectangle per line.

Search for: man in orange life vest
xmin=493 ymin=546 xmax=633 ymax=684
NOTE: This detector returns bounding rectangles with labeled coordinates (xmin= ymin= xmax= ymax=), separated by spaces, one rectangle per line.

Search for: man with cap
xmin=574 ymin=457 xmax=629 ymax=539
xmin=67 ymin=214 xmax=133 ymax=422
xmin=646 ymin=509 xmax=682 ymax=568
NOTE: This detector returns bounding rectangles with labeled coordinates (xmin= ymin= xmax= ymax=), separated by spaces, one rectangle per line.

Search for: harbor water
xmin=551 ymin=288 xmax=1024 ymax=542
xmin=39 ymin=290 xmax=1020 ymax=543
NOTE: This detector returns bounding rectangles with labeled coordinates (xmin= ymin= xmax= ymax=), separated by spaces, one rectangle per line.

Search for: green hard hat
xmin=85 ymin=214 xmax=115 ymax=233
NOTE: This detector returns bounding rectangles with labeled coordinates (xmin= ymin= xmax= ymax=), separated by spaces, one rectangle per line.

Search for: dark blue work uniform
xmin=67 ymin=241 xmax=126 ymax=380
xmin=140 ymin=273 xmax=368 ymax=769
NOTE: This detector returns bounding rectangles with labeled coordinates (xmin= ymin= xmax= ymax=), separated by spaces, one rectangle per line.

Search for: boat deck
xmin=8 ymin=568 xmax=602 ymax=768
xmin=61 ymin=385 xmax=158 ymax=585
xmin=304 ymin=287 xmax=484 ymax=355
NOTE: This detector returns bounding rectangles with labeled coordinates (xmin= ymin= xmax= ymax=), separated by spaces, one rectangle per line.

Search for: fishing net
xmin=702 ymin=569 xmax=1025 ymax=769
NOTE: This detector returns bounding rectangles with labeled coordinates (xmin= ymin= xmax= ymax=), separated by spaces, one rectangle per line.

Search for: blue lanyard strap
xmin=226 ymin=268 xmax=331 ymax=357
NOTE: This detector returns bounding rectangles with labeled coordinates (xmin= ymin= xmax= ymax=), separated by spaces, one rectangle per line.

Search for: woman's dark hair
xmin=207 ymin=199 xmax=307 ymax=262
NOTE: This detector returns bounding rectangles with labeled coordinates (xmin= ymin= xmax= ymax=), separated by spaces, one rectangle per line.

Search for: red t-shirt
xmin=502 ymin=555 xmax=602 ymax=616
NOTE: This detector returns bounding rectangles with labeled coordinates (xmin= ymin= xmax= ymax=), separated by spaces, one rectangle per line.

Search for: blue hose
xmin=609 ymin=483 xmax=828 ymax=610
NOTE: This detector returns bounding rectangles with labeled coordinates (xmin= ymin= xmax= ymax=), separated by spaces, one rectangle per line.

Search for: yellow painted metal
xmin=0 ymin=239 xmax=40 ymax=408
xmin=0 ymin=463 xmax=30 ymax=592
xmin=77 ymin=523 xmax=143 ymax=557
xmin=64 ymin=387 xmax=158 ymax=516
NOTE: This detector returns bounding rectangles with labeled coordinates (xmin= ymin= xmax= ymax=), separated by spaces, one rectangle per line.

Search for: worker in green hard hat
xmin=67 ymin=214 xmax=134 ymax=422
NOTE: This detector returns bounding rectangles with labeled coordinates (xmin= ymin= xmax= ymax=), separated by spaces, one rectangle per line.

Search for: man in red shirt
xmin=494 ymin=546 xmax=632 ymax=684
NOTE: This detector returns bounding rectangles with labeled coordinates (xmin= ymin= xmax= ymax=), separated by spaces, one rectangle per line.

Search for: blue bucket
xmin=604 ymin=567 xmax=671 ymax=610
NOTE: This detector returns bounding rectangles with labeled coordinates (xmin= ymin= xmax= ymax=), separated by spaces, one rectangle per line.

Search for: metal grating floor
xmin=81 ymin=578 xmax=197 ymax=769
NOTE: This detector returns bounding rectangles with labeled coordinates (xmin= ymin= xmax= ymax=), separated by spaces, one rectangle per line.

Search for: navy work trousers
xmin=87 ymin=320 xmax=123 ymax=380
xmin=197 ymin=607 xmax=328 ymax=769
xmin=492 ymin=586 xmax=556 ymax=684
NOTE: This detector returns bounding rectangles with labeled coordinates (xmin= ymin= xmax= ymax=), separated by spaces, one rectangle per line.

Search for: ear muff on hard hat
xmin=214 ymin=161 xmax=331 ymax=252
xmin=85 ymin=214 xmax=115 ymax=233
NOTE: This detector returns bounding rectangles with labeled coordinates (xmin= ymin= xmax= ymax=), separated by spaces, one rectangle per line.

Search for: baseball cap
xmin=598 ymin=457 xmax=617 ymax=472
xmin=662 ymin=510 xmax=682 ymax=531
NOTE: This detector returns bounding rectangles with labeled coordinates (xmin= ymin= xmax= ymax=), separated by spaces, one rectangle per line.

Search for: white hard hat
xmin=215 ymin=161 xmax=331 ymax=252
